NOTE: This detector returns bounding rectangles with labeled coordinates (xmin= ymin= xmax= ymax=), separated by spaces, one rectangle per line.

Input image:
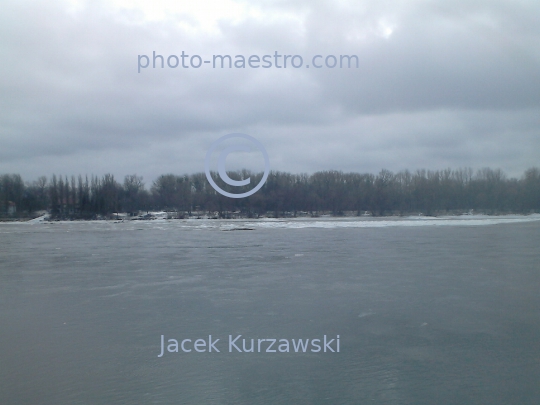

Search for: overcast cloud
xmin=1 ymin=0 xmax=539 ymax=182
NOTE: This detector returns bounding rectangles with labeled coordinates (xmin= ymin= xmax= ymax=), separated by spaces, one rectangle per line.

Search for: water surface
xmin=1 ymin=216 xmax=540 ymax=404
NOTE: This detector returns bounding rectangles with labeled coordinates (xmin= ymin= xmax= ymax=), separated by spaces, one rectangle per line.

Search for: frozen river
xmin=1 ymin=215 xmax=540 ymax=404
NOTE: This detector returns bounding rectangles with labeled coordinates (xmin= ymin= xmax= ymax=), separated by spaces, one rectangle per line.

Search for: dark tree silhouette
xmin=1 ymin=167 xmax=539 ymax=219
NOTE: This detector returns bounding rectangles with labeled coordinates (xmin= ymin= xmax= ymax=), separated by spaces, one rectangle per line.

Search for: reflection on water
xmin=1 ymin=217 xmax=540 ymax=404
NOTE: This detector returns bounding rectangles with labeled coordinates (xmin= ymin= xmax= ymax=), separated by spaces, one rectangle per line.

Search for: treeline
xmin=1 ymin=167 xmax=539 ymax=219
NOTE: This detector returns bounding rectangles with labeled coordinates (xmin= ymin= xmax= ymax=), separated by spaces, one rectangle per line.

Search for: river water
xmin=1 ymin=215 xmax=540 ymax=404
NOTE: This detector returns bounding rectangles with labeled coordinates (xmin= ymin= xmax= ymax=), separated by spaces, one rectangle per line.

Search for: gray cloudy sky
xmin=1 ymin=0 xmax=539 ymax=182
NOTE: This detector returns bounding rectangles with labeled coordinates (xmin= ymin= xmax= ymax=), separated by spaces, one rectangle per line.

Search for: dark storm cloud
xmin=0 ymin=0 xmax=539 ymax=181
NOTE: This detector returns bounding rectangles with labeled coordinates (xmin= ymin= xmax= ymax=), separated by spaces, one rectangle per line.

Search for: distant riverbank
xmin=3 ymin=212 xmax=540 ymax=228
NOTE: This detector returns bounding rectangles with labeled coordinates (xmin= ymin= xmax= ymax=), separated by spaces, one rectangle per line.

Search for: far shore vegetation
xmin=1 ymin=167 xmax=539 ymax=221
